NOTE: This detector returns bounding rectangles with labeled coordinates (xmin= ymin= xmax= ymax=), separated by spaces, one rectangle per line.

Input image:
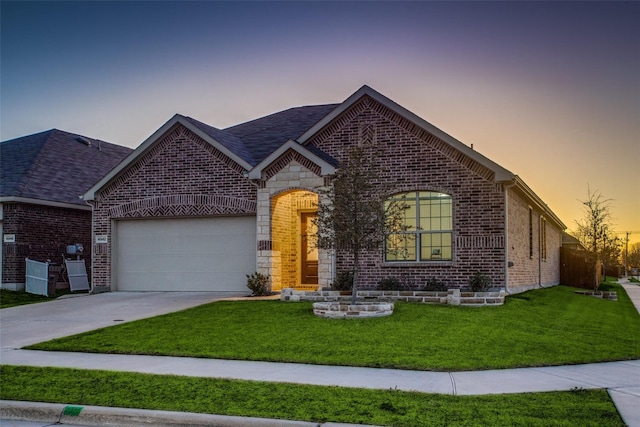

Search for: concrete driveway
xmin=0 ymin=291 xmax=238 ymax=350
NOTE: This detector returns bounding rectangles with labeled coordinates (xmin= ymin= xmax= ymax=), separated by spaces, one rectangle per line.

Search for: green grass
xmin=0 ymin=289 xmax=50 ymax=308
xmin=0 ymin=365 xmax=624 ymax=427
xmin=28 ymin=285 xmax=640 ymax=371
xmin=0 ymin=289 xmax=82 ymax=309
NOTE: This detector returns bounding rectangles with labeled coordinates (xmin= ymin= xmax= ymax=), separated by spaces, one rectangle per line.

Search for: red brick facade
xmin=306 ymin=96 xmax=506 ymax=289
xmin=90 ymin=124 xmax=257 ymax=291
xmin=88 ymin=87 xmax=564 ymax=293
xmin=1 ymin=202 xmax=91 ymax=288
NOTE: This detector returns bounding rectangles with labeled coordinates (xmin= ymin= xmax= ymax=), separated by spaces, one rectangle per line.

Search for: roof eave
xmin=0 ymin=196 xmax=91 ymax=211
xmin=509 ymin=176 xmax=566 ymax=230
xmin=83 ymin=115 xmax=253 ymax=201
xmin=298 ymin=85 xmax=514 ymax=183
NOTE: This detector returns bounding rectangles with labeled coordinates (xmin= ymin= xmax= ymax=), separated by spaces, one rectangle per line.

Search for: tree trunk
xmin=351 ymin=251 xmax=359 ymax=305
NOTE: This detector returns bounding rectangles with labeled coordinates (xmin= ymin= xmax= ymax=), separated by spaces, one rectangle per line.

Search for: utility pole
xmin=620 ymin=231 xmax=640 ymax=277
xmin=625 ymin=232 xmax=630 ymax=278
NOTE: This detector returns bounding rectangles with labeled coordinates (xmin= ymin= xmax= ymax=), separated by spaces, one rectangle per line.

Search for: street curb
xmin=0 ymin=400 xmax=380 ymax=427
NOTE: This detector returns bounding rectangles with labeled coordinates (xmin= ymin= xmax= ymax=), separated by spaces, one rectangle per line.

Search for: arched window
xmin=385 ymin=191 xmax=453 ymax=262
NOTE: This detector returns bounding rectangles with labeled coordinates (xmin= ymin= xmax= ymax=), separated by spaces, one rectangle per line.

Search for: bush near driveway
xmin=28 ymin=284 xmax=640 ymax=371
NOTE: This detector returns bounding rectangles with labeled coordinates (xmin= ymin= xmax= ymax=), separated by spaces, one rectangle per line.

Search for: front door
xmin=301 ymin=213 xmax=318 ymax=285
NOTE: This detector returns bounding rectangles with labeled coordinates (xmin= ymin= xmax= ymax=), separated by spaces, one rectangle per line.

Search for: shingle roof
xmin=224 ymin=104 xmax=338 ymax=165
xmin=181 ymin=115 xmax=255 ymax=165
xmin=1 ymin=129 xmax=132 ymax=206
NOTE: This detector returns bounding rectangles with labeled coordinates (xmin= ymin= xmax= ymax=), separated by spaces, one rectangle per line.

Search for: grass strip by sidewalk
xmin=0 ymin=365 xmax=624 ymax=427
xmin=28 ymin=285 xmax=640 ymax=371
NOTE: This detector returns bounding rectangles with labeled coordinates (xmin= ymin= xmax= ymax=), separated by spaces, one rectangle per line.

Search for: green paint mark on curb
xmin=63 ymin=405 xmax=83 ymax=416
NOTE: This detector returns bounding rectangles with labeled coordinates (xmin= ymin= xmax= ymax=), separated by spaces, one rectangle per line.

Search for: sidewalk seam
xmin=448 ymin=372 xmax=457 ymax=395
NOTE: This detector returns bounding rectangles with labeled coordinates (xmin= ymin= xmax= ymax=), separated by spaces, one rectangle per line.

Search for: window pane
xmin=442 ymin=201 xmax=452 ymax=217
xmin=441 ymin=217 xmax=451 ymax=230
xmin=385 ymin=234 xmax=416 ymax=261
xmin=420 ymin=232 xmax=452 ymax=261
xmin=386 ymin=192 xmax=452 ymax=262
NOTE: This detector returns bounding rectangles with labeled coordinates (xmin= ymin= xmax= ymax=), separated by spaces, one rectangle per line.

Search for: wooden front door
xmin=301 ymin=213 xmax=318 ymax=285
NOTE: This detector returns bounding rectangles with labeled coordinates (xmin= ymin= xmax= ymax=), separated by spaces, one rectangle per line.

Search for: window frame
xmin=384 ymin=191 xmax=453 ymax=263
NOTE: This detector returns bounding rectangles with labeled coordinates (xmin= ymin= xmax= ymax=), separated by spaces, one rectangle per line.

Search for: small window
xmin=385 ymin=191 xmax=453 ymax=262
xmin=540 ymin=217 xmax=547 ymax=260
xmin=529 ymin=207 xmax=534 ymax=258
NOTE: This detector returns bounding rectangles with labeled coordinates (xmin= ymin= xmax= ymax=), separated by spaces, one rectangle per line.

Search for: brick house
xmin=84 ymin=86 xmax=565 ymax=295
xmin=0 ymin=130 xmax=132 ymax=290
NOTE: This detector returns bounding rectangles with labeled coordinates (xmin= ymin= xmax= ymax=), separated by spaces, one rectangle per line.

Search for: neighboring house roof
xmin=562 ymin=232 xmax=586 ymax=250
xmin=1 ymin=129 xmax=132 ymax=209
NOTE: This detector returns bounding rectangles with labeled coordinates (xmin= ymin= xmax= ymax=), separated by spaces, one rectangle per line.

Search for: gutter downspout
xmin=503 ymin=181 xmax=517 ymax=295
xmin=539 ymin=214 xmax=543 ymax=288
xmin=84 ymin=198 xmax=96 ymax=294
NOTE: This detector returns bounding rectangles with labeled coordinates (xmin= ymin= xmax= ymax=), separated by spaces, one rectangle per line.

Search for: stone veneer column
xmin=255 ymin=161 xmax=333 ymax=290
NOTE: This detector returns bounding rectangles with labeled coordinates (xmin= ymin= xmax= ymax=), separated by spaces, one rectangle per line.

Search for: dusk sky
xmin=2 ymin=1 xmax=639 ymax=244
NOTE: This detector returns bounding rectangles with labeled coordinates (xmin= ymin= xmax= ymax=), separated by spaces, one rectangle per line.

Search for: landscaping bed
xmin=282 ymin=288 xmax=506 ymax=306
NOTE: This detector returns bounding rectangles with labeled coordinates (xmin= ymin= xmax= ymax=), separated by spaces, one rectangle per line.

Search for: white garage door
xmin=114 ymin=216 xmax=256 ymax=293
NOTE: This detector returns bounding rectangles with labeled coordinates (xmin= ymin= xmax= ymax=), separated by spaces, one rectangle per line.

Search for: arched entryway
xmin=270 ymin=190 xmax=319 ymax=290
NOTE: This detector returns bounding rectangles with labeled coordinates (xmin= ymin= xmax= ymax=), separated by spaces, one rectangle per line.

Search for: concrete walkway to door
xmin=1 ymin=285 xmax=640 ymax=426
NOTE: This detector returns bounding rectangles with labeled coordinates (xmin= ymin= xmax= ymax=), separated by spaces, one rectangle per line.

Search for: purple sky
xmin=2 ymin=1 xmax=639 ymax=244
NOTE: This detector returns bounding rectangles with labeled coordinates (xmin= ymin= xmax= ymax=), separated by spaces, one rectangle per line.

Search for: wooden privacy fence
xmin=560 ymin=247 xmax=596 ymax=289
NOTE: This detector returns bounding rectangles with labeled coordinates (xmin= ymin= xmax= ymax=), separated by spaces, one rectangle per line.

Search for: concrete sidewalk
xmin=1 ymin=284 xmax=640 ymax=426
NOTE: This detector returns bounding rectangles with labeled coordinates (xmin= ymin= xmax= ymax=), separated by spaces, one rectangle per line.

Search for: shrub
xmin=422 ymin=277 xmax=448 ymax=292
xmin=376 ymin=277 xmax=405 ymax=291
xmin=331 ymin=271 xmax=354 ymax=291
xmin=468 ymin=271 xmax=492 ymax=292
xmin=246 ymin=272 xmax=270 ymax=296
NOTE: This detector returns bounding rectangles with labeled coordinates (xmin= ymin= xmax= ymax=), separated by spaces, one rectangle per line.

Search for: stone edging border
xmin=282 ymin=288 xmax=506 ymax=307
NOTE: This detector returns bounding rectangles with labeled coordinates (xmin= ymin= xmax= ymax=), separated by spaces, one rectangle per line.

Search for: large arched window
xmin=385 ymin=191 xmax=453 ymax=262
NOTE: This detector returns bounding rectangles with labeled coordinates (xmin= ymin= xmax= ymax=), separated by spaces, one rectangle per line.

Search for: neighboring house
xmin=0 ymin=129 xmax=132 ymax=290
xmin=84 ymin=86 xmax=566 ymax=295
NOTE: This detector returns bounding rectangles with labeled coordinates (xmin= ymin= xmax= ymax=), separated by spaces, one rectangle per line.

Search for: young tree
xmin=600 ymin=229 xmax=622 ymax=278
xmin=314 ymin=137 xmax=408 ymax=304
xmin=574 ymin=187 xmax=615 ymax=289
xmin=628 ymin=242 xmax=640 ymax=273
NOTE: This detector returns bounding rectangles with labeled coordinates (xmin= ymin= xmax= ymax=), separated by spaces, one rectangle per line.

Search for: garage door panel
xmin=115 ymin=217 xmax=256 ymax=292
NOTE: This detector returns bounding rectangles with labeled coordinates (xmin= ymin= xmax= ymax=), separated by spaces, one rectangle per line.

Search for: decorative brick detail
xmin=109 ymin=195 xmax=256 ymax=218
xmin=90 ymin=123 xmax=257 ymax=290
xmin=456 ymin=235 xmax=505 ymax=249
xmin=307 ymin=96 xmax=495 ymax=182
xmin=98 ymin=125 xmax=246 ymax=201
xmin=257 ymin=240 xmax=273 ymax=251
xmin=305 ymin=97 xmax=508 ymax=289
xmin=263 ymin=149 xmax=322 ymax=181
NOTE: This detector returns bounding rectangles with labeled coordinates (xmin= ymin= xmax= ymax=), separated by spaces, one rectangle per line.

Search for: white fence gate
xmin=65 ymin=259 xmax=90 ymax=292
xmin=25 ymin=258 xmax=49 ymax=296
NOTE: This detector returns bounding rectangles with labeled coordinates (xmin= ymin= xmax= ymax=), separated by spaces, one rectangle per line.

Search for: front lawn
xmin=0 ymin=365 xmax=624 ymax=427
xmin=28 ymin=285 xmax=640 ymax=371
